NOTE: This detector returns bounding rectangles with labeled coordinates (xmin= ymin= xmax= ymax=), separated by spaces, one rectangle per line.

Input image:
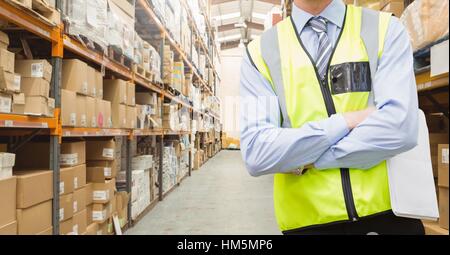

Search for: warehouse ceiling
xmin=211 ymin=0 xmax=282 ymax=50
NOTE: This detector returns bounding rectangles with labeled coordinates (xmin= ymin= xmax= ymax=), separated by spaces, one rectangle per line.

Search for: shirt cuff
xmin=321 ymin=114 xmax=350 ymax=146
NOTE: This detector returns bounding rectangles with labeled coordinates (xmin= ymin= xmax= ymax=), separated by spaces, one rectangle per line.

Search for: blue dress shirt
xmin=240 ymin=0 xmax=419 ymax=176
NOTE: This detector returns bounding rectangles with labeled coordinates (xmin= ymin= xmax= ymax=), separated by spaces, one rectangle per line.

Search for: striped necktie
xmin=308 ymin=16 xmax=332 ymax=79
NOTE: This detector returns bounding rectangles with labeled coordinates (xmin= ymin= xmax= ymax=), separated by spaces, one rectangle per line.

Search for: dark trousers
xmin=284 ymin=211 xmax=425 ymax=235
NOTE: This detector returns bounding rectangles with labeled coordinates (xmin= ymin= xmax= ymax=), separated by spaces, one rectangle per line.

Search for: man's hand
xmin=342 ymin=107 xmax=376 ymax=130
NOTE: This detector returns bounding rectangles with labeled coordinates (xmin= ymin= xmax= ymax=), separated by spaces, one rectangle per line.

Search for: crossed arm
xmin=240 ymin=18 xmax=419 ymax=177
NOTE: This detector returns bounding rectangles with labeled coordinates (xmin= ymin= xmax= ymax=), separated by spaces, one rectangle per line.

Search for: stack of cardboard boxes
xmin=163 ymin=104 xmax=179 ymax=131
xmin=59 ymin=141 xmax=87 ymax=235
xmin=173 ymin=61 xmax=184 ymax=93
xmin=131 ymin=155 xmax=153 ymax=220
xmin=1 ymin=31 xmax=53 ymax=116
xmin=0 ymin=31 xmax=20 ymax=114
xmin=0 ymin=152 xmax=16 ymax=235
xmin=104 ymin=79 xmax=136 ymax=129
xmin=136 ymin=92 xmax=162 ymax=129
xmin=86 ymin=139 xmax=116 ymax=235
xmin=163 ymin=45 xmax=174 ymax=86
xmin=61 ymin=59 xmax=111 ymax=128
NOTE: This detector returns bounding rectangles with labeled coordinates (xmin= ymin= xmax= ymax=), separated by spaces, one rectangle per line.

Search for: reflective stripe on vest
xmin=247 ymin=5 xmax=393 ymax=232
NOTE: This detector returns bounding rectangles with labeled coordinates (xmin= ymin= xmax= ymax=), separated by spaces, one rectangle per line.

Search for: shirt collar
xmin=291 ymin=0 xmax=346 ymax=33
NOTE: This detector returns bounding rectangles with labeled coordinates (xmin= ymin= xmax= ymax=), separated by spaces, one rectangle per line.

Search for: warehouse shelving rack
xmin=0 ymin=0 xmax=222 ymax=234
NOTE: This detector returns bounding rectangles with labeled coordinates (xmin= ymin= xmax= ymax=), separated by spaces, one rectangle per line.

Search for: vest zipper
xmin=288 ymin=10 xmax=360 ymax=222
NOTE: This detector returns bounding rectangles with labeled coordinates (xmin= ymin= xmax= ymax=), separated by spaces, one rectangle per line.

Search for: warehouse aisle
xmin=127 ymin=150 xmax=280 ymax=235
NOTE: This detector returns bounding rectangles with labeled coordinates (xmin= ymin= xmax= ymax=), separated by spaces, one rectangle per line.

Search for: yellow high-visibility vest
xmin=247 ymin=5 xmax=393 ymax=232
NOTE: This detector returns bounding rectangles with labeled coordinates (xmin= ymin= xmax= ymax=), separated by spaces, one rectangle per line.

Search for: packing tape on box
xmin=102 ymin=148 xmax=114 ymax=158
xmin=93 ymin=190 xmax=110 ymax=201
xmin=61 ymin=153 xmax=78 ymax=165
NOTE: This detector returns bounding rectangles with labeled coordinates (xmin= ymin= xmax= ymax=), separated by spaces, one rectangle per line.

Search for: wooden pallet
xmin=133 ymin=64 xmax=153 ymax=81
xmin=10 ymin=0 xmax=59 ymax=24
xmin=108 ymin=46 xmax=133 ymax=70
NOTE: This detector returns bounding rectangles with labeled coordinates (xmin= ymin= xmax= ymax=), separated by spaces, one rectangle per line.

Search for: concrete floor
xmin=126 ymin=150 xmax=280 ymax=235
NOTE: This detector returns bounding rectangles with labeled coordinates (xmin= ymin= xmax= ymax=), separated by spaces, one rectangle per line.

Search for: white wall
xmin=219 ymin=47 xmax=245 ymax=139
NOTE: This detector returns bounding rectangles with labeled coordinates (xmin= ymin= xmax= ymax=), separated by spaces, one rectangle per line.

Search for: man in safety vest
xmin=240 ymin=0 xmax=424 ymax=235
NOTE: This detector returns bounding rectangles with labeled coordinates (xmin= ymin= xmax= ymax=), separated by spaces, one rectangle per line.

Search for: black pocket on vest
xmin=329 ymin=62 xmax=372 ymax=95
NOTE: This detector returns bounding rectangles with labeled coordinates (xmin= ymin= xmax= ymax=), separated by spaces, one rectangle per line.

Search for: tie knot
xmin=308 ymin=16 xmax=328 ymax=33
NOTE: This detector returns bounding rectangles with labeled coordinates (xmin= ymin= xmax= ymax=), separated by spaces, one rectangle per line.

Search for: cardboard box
xmin=87 ymin=160 xmax=117 ymax=178
xmin=21 ymin=78 xmax=50 ymax=97
xmin=73 ymin=164 xmax=86 ymax=190
xmin=73 ymin=186 xmax=87 ymax=214
xmin=423 ymin=220 xmax=449 ymax=235
xmin=0 ymin=152 xmax=15 ymax=168
xmin=0 ymin=220 xmax=17 ymax=235
xmin=76 ymin=95 xmax=87 ymax=127
xmin=59 ymin=218 xmax=73 ymax=235
xmin=0 ymin=177 xmax=16 ymax=227
xmin=62 ymin=59 xmax=88 ymax=95
xmin=103 ymin=100 xmax=112 ymax=128
xmin=0 ymin=70 xmax=21 ymax=93
xmin=111 ymin=103 xmax=126 ymax=128
xmin=92 ymin=179 xmax=115 ymax=204
xmin=86 ymin=139 xmax=115 ymax=161
xmin=0 ymin=31 xmax=9 ymax=49
xmin=439 ymin=187 xmax=449 ymax=230
xmin=72 ymin=209 xmax=87 ymax=235
xmin=60 ymin=166 xmax=74 ymax=195
xmin=438 ymin=144 xmax=449 ymax=188
xmin=127 ymin=82 xmax=135 ymax=106
xmin=17 ymin=200 xmax=52 ymax=235
xmin=87 ymin=167 xmax=114 ymax=182
xmin=15 ymin=170 xmax=53 ymax=209
xmin=95 ymin=98 xmax=105 ymax=128
xmin=59 ymin=193 xmax=74 ymax=222
xmin=97 ymin=220 xmax=108 ymax=235
xmin=381 ymin=1 xmax=404 ymax=17
xmin=95 ymin=71 xmax=103 ymax=99
xmin=10 ymin=93 xmax=24 ymax=114
xmin=431 ymin=40 xmax=449 ymax=78
xmin=92 ymin=202 xmax=111 ymax=223
xmin=37 ymin=226 xmax=53 ymax=235
xmin=0 ymin=49 xmax=14 ymax=73
xmin=127 ymin=106 xmax=137 ymax=129
xmin=86 ymin=96 xmax=96 ymax=127
xmin=85 ymin=223 xmax=98 ymax=235
xmin=430 ymin=133 xmax=449 ymax=177
xmin=0 ymin=93 xmax=11 ymax=113
xmin=61 ymin=141 xmax=86 ymax=167
xmin=104 ymin=79 xmax=127 ymax=105
xmin=85 ymin=183 xmax=93 ymax=206
xmin=22 ymin=96 xmax=53 ymax=117
xmin=87 ymin=66 xmax=96 ymax=97
xmin=15 ymin=59 xmax=52 ymax=82
xmin=61 ymin=89 xmax=77 ymax=126
xmin=86 ymin=204 xmax=93 ymax=225
xmin=136 ymin=92 xmax=157 ymax=105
